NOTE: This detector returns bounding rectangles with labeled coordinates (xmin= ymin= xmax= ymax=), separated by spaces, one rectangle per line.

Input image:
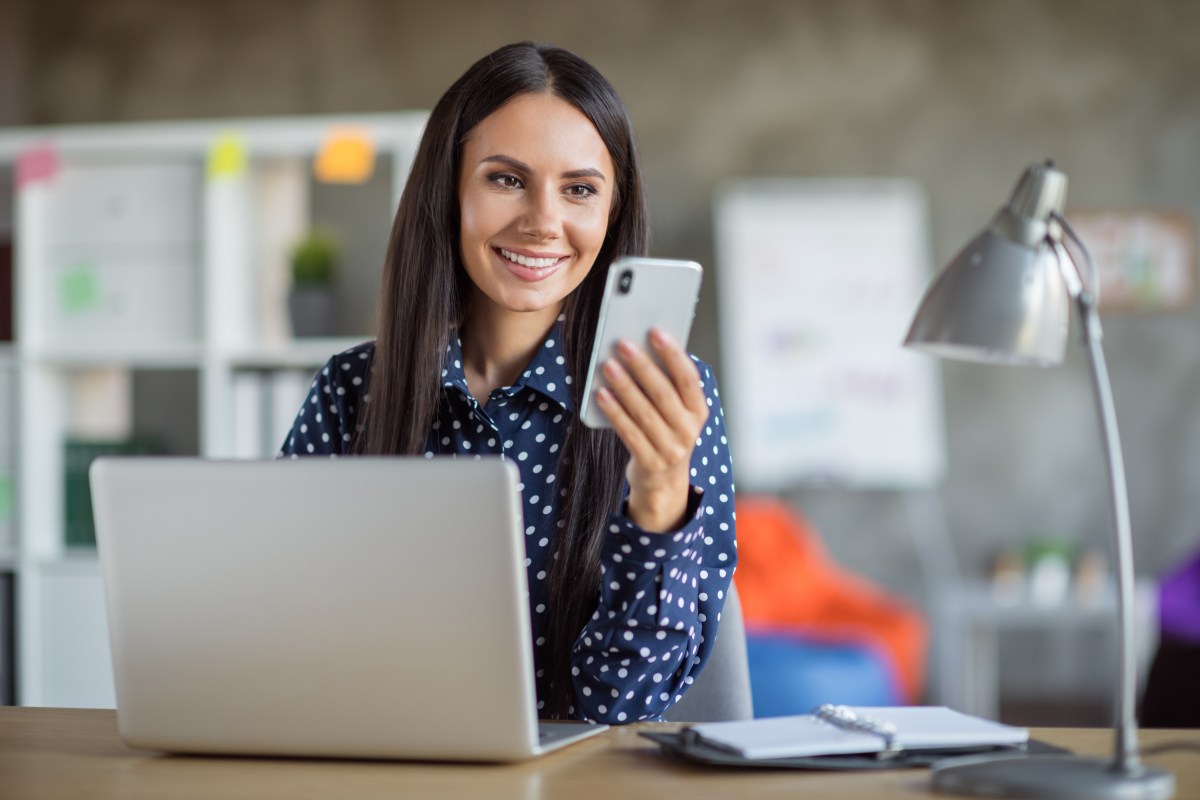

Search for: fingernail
xmin=618 ymin=339 xmax=639 ymax=357
xmin=650 ymin=328 xmax=674 ymax=347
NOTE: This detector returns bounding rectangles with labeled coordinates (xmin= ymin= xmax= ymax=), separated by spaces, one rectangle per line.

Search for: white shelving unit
xmin=931 ymin=580 xmax=1159 ymax=722
xmin=0 ymin=113 xmax=427 ymax=707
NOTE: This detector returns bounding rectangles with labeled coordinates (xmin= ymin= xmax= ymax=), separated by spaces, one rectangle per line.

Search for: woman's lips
xmin=494 ymin=247 xmax=568 ymax=282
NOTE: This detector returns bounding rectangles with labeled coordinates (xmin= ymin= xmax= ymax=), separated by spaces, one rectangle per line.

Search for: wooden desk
xmin=1 ymin=707 xmax=1196 ymax=799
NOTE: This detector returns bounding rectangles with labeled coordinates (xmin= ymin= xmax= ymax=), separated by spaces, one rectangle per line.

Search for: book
xmin=64 ymin=436 xmax=163 ymax=548
xmin=687 ymin=705 xmax=1029 ymax=760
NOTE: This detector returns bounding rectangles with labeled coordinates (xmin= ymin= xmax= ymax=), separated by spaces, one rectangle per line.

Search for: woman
xmin=281 ymin=41 xmax=736 ymax=724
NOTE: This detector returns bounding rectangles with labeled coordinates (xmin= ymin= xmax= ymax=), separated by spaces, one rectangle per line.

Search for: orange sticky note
xmin=314 ymin=128 xmax=375 ymax=183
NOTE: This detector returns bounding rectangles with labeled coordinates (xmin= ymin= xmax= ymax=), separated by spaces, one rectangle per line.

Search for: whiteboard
xmin=715 ymin=179 xmax=947 ymax=490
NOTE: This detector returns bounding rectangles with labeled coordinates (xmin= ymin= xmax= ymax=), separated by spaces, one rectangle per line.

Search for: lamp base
xmin=932 ymin=754 xmax=1174 ymax=799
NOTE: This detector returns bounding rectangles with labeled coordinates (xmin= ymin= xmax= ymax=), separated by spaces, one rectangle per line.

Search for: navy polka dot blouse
xmin=278 ymin=322 xmax=737 ymax=724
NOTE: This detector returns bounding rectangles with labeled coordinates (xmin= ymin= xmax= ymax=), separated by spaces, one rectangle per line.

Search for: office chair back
xmin=663 ymin=580 xmax=753 ymax=722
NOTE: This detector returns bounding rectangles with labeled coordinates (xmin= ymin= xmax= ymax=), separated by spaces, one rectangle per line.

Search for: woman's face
xmin=458 ymin=92 xmax=615 ymax=323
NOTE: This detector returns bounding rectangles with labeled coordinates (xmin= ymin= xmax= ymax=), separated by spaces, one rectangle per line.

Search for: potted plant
xmin=288 ymin=230 xmax=338 ymax=337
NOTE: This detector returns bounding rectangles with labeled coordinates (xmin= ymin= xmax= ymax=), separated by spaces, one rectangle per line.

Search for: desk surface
xmin=1 ymin=707 xmax=1197 ymax=799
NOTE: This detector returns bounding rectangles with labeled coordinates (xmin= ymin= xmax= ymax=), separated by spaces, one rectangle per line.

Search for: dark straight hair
xmin=353 ymin=42 xmax=650 ymax=718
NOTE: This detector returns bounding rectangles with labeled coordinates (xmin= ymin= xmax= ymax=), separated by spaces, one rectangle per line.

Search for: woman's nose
xmin=518 ymin=186 xmax=562 ymax=240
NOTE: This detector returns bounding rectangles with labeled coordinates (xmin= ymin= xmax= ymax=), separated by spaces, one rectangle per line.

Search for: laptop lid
xmin=91 ymin=456 xmax=552 ymax=761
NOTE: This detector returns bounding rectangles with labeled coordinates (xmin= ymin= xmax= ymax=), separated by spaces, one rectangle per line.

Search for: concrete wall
xmin=12 ymin=0 xmax=1200 ymax=603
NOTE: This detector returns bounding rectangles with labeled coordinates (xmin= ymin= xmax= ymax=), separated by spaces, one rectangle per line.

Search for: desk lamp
xmin=904 ymin=161 xmax=1175 ymax=800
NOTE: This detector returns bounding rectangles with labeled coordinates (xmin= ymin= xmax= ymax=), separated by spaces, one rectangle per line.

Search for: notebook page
xmin=857 ymin=706 xmax=1028 ymax=749
xmin=690 ymin=714 xmax=889 ymax=759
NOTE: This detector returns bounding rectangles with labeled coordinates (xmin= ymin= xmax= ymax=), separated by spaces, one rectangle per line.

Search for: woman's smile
xmin=494 ymin=246 xmax=569 ymax=281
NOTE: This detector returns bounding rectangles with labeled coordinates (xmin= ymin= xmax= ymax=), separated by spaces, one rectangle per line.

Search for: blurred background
xmin=1 ymin=0 xmax=1198 ymax=726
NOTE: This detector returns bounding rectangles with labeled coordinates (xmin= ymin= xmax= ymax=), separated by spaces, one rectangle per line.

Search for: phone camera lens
xmin=618 ymin=270 xmax=633 ymax=294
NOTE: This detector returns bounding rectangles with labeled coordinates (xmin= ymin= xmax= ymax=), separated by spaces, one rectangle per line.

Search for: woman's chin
xmin=479 ymin=287 xmax=567 ymax=318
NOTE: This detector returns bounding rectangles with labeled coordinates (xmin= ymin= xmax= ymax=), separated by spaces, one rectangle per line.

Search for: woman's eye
xmin=490 ymin=173 xmax=523 ymax=189
xmin=566 ymin=183 xmax=598 ymax=198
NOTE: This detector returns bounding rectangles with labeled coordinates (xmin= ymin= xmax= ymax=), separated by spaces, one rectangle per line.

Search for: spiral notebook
xmin=687 ymin=705 xmax=1029 ymax=760
xmin=641 ymin=706 xmax=1047 ymax=771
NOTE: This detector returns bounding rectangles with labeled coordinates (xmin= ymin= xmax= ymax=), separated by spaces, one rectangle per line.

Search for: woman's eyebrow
xmin=481 ymin=154 xmax=530 ymax=172
xmin=562 ymin=167 xmax=607 ymax=182
xmin=481 ymin=154 xmax=606 ymax=182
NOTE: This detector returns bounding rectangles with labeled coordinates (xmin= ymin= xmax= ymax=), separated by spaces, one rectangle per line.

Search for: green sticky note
xmin=207 ymin=133 xmax=247 ymax=178
xmin=59 ymin=262 xmax=101 ymax=315
xmin=0 ymin=475 xmax=12 ymax=520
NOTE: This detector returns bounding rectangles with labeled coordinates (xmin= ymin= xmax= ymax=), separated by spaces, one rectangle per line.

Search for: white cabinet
xmin=36 ymin=559 xmax=114 ymax=709
xmin=0 ymin=114 xmax=427 ymax=706
xmin=42 ymin=243 xmax=201 ymax=348
xmin=46 ymin=162 xmax=201 ymax=246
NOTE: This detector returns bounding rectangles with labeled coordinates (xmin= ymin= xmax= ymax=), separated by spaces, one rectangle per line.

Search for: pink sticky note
xmin=16 ymin=142 xmax=59 ymax=188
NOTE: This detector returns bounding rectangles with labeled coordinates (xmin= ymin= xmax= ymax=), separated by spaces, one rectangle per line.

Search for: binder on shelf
xmin=231 ymin=371 xmax=266 ymax=459
xmin=230 ymin=369 xmax=314 ymax=458
xmin=64 ymin=436 xmax=164 ymax=548
xmin=641 ymin=705 xmax=1051 ymax=770
xmin=0 ymin=568 xmax=13 ymax=705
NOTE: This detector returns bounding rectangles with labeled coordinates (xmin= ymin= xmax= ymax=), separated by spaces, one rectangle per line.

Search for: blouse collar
xmin=440 ymin=318 xmax=575 ymax=413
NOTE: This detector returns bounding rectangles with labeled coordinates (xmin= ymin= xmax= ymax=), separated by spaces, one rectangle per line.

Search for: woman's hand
xmin=594 ymin=328 xmax=710 ymax=533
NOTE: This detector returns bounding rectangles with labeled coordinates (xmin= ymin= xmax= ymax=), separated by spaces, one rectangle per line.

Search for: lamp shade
xmin=904 ymin=228 xmax=1070 ymax=366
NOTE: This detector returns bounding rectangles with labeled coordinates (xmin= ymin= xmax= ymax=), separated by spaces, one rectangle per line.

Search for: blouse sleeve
xmin=568 ymin=357 xmax=737 ymax=723
xmin=277 ymin=347 xmax=370 ymax=457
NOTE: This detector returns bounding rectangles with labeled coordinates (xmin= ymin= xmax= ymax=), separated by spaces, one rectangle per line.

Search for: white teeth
xmin=500 ymin=248 xmax=559 ymax=269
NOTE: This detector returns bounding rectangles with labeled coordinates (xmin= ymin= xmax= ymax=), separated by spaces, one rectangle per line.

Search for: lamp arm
xmin=1056 ymin=241 xmax=1144 ymax=776
xmin=1052 ymin=210 xmax=1100 ymax=304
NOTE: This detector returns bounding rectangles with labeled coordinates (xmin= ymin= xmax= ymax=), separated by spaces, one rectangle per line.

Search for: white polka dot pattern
xmin=278 ymin=325 xmax=737 ymax=725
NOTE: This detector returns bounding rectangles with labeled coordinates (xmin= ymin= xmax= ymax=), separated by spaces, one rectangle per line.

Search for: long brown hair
xmin=354 ymin=42 xmax=650 ymax=717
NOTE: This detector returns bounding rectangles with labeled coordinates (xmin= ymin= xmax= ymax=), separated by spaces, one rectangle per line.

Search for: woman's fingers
xmin=648 ymin=329 xmax=708 ymax=418
xmin=600 ymin=332 xmax=707 ymax=467
xmin=595 ymin=385 xmax=662 ymax=469
xmin=601 ymin=358 xmax=677 ymax=468
xmin=614 ymin=334 xmax=706 ymax=440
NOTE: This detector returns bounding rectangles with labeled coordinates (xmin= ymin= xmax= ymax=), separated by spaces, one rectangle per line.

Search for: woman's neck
xmin=460 ymin=301 xmax=560 ymax=404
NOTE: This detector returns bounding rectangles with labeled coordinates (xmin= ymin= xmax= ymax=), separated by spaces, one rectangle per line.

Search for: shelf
xmin=0 ymin=550 xmax=99 ymax=573
xmin=41 ymin=550 xmax=100 ymax=567
xmin=26 ymin=339 xmax=374 ymax=370
xmin=0 ymin=113 xmax=428 ymax=161
xmin=28 ymin=344 xmax=205 ymax=370
xmin=29 ymin=550 xmax=100 ymax=570
xmin=939 ymin=581 xmax=1131 ymax=625
xmin=223 ymin=337 xmax=371 ymax=370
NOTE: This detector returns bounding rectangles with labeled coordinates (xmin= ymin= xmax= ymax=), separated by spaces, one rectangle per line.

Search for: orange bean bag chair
xmin=733 ymin=495 xmax=928 ymax=703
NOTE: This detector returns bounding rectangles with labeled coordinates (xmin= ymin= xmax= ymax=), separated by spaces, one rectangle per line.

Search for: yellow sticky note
xmin=207 ymin=133 xmax=247 ymax=179
xmin=314 ymin=128 xmax=375 ymax=184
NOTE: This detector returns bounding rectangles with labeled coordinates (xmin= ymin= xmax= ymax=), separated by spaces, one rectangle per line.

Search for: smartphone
xmin=579 ymin=256 xmax=704 ymax=429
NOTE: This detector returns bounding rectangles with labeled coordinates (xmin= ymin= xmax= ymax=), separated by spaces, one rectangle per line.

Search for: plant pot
xmin=288 ymin=286 xmax=335 ymax=338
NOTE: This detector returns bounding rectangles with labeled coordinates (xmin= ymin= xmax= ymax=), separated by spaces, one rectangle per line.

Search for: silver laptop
xmin=90 ymin=456 xmax=607 ymax=761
